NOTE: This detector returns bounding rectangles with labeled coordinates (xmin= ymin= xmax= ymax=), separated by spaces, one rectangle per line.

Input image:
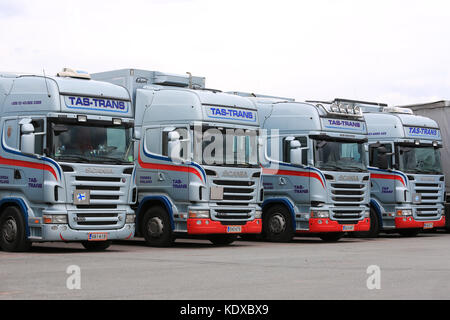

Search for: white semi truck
xmin=92 ymin=69 xmax=263 ymax=246
xmin=230 ymin=93 xmax=371 ymax=242
xmin=356 ymin=100 xmax=446 ymax=236
xmin=0 ymin=69 xmax=136 ymax=252
xmin=400 ymin=100 xmax=450 ymax=230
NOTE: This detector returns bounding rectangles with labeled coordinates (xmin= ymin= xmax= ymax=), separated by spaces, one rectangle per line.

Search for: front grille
xmin=212 ymin=179 xmax=256 ymax=209
xmin=215 ymin=209 xmax=251 ymax=220
xmin=414 ymin=182 xmax=441 ymax=219
xmin=331 ymin=183 xmax=366 ymax=204
xmin=75 ymin=176 xmax=121 ymax=182
xmin=71 ymin=212 xmax=122 ymax=229
xmin=76 ymin=204 xmax=118 ymax=209
xmin=213 ymin=180 xmax=255 ymax=186
xmin=330 ymin=182 xmax=367 ymax=222
xmin=69 ymin=174 xmax=126 ymax=229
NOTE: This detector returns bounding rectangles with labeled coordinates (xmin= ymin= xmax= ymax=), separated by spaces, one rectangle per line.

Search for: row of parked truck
xmin=0 ymin=68 xmax=447 ymax=252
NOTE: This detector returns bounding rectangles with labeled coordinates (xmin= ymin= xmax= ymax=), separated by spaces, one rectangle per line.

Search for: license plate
xmin=423 ymin=223 xmax=433 ymax=229
xmin=88 ymin=233 xmax=108 ymax=241
xmin=342 ymin=225 xmax=355 ymax=231
xmin=227 ymin=226 xmax=242 ymax=233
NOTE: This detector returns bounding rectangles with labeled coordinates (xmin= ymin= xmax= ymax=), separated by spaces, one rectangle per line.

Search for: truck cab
xmin=360 ymin=101 xmax=446 ymax=236
xmin=230 ymin=94 xmax=371 ymax=242
xmin=0 ymin=69 xmax=136 ymax=252
xmin=92 ymin=69 xmax=263 ymax=246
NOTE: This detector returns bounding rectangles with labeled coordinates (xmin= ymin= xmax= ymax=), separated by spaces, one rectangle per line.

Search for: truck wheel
xmin=319 ymin=232 xmax=345 ymax=242
xmin=353 ymin=207 xmax=380 ymax=238
xmin=0 ymin=206 xmax=31 ymax=252
xmin=263 ymin=205 xmax=294 ymax=242
xmin=209 ymin=234 xmax=237 ymax=246
xmin=142 ymin=206 xmax=174 ymax=247
xmin=81 ymin=241 xmax=112 ymax=251
xmin=398 ymin=228 xmax=421 ymax=237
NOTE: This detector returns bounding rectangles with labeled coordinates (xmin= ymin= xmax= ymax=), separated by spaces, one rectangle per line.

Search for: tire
xmin=398 ymin=228 xmax=421 ymax=237
xmin=209 ymin=234 xmax=237 ymax=246
xmin=262 ymin=205 xmax=294 ymax=242
xmin=81 ymin=240 xmax=112 ymax=251
xmin=353 ymin=207 xmax=380 ymax=238
xmin=142 ymin=206 xmax=174 ymax=247
xmin=0 ymin=206 xmax=32 ymax=252
xmin=319 ymin=232 xmax=345 ymax=242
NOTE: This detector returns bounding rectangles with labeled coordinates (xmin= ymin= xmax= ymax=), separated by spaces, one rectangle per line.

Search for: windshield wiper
xmin=54 ymin=155 xmax=91 ymax=163
xmin=94 ymin=156 xmax=132 ymax=165
xmin=340 ymin=166 xmax=367 ymax=172
xmin=317 ymin=164 xmax=341 ymax=171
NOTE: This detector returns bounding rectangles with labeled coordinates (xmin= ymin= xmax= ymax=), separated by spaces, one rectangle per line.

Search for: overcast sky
xmin=1 ymin=0 xmax=449 ymax=105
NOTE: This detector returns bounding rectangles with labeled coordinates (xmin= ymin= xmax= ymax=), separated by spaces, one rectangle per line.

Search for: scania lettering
xmin=357 ymin=100 xmax=445 ymax=236
xmin=92 ymin=69 xmax=263 ymax=246
xmin=230 ymin=93 xmax=371 ymax=242
xmin=0 ymin=68 xmax=136 ymax=252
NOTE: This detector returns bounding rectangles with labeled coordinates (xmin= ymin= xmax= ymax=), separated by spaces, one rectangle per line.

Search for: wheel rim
xmin=269 ymin=213 xmax=286 ymax=234
xmin=2 ymin=217 xmax=18 ymax=243
xmin=147 ymin=217 xmax=164 ymax=238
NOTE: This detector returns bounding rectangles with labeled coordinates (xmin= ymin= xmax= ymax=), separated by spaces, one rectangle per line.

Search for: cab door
xmin=16 ymin=117 xmax=47 ymax=203
xmin=282 ymin=136 xmax=310 ymax=207
xmin=369 ymin=142 xmax=396 ymax=205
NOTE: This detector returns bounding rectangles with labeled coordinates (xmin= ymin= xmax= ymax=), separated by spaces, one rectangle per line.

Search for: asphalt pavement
xmin=1 ymin=231 xmax=450 ymax=300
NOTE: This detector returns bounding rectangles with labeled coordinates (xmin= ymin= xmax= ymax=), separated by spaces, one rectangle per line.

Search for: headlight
xmin=254 ymin=210 xmax=262 ymax=219
xmin=43 ymin=215 xmax=68 ymax=224
xmin=126 ymin=214 xmax=136 ymax=223
xmin=311 ymin=210 xmax=329 ymax=218
xmin=188 ymin=210 xmax=210 ymax=219
xmin=364 ymin=210 xmax=370 ymax=218
xmin=396 ymin=209 xmax=412 ymax=216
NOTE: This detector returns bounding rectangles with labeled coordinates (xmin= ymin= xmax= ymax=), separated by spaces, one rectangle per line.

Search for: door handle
xmin=158 ymin=172 xmax=165 ymax=181
xmin=14 ymin=169 xmax=21 ymax=180
xmin=279 ymin=177 xmax=287 ymax=185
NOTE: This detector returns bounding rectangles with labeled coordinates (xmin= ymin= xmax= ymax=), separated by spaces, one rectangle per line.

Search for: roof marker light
xmin=382 ymin=106 xmax=413 ymax=114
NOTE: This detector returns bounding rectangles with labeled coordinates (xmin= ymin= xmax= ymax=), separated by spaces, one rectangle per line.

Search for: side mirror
xmin=377 ymin=153 xmax=389 ymax=170
xmin=376 ymin=146 xmax=394 ymax=170
xmin=134 ymin=128 xmax=142 ymax=140
xmin=167 ymin=131 xmax=181 ymax=161
xmin=20 ymin=119 xmax=35 ymax=155
xmin=289 ymin=140 xmax=302 ymax=166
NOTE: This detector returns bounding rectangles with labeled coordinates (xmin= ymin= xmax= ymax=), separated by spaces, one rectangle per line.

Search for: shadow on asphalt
xmin=21 ymin=229 xmax=449 ymax=253
xmin=113 ymin=238 xmax=250 ymax=249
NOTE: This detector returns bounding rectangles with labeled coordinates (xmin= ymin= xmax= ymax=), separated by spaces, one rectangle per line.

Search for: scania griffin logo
xmin=85 ymin=168 xmax=114 ymax=174
xmin=222 ymin=170 xmax=248 ymax=178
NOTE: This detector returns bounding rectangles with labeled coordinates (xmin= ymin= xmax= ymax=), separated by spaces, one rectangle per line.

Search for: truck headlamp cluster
xmin=311 ymin=210 xmax=329 ymax=218
xmin=126 ymin=214 xmax=135 ymax=223
xmin=43 ymin=215 xmax=68 ymax=224
xmin=188 ymin=210 xmax=210 ymax=219
xmin=396 ymin=209 xmax=413 ymax=217
xmin=328 ymin=103 xmax=363 ymax=116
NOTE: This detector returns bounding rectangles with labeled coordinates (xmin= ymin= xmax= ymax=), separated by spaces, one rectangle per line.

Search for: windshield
xmin=50 ymin=120 xmax=134 ymax=164
xmin=194 ymin=125 xmax=259 ymax=167
xmin=314 ymin=139 xmax=367 ymax=172
xmin=398 ymin=145 xmax=442 ymax=174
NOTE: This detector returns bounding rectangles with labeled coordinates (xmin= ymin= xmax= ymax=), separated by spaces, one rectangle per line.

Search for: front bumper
xmin=187 ymin=218 xmax=262 ymax=235
xmin=297 ymin=218 xmax=371 ymax=233
xmin=34 ymin=223 xmax=135 ymax=242
xmin=395 ymin=216 xmax=446 ymax=229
